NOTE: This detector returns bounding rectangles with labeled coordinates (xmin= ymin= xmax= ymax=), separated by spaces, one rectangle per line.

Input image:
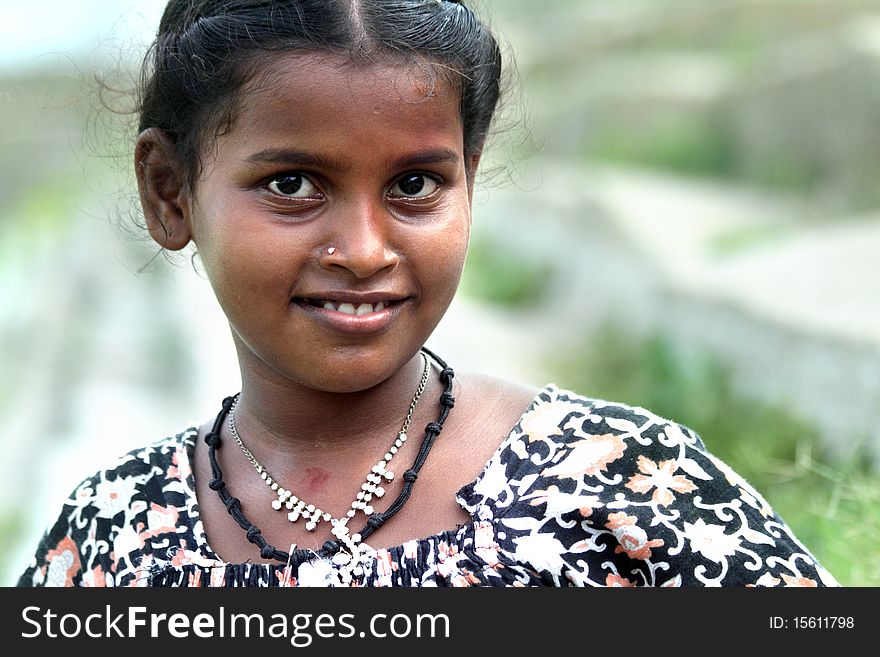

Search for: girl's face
xmin=186 ymin=53 xmax=474 ymax=393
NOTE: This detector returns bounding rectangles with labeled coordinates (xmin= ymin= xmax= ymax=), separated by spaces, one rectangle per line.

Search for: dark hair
xmin=137 ymin=0 xmax=503 ymax=187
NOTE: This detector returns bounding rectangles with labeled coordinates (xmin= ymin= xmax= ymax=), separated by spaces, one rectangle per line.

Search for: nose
xmin=318 ymin=199 xmax=399 ymax=278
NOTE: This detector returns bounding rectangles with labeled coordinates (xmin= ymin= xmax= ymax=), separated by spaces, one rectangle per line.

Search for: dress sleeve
xmin=490 ymin=386 xmax=840 ymax=587
xmin=16 ymin=431 xmax=205 ymax=587
xmin=17 ymin=482 xmax=91 ymax=587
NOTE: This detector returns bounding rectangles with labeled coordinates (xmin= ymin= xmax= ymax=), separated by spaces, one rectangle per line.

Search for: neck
xmin=204 ymin=346 xmax=455 ymax=568
xmin=230 ymin=348 xmax=433 ymax=459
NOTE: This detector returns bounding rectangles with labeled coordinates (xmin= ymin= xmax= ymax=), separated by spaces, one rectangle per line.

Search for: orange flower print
xmin=276 ymin=568 xmax=297 ymax=587
xmin=82 ymin=565 xmax=107 ymax=587
xmin=605 ymin=573 xmax=636 ymax=587
xmin=167 ymin=444 xmax=193 ymax=483
xmin=167 ymin=452 xmax=181 ymax=481
xmin=605 ymin=512 xmax=664 ymax=560
xmin=170 ymin=545 xmax=191 ymax=569
xmin=464 ymin=570 xmax=482 ymax=586
xmin=625 ymin=455 xmax=697 ymax=506
xmin=474 ymin=522 xmax=498 ymax=550
xmin=376 ymin=551 xmax=396 ymax=580
xmin=781 ymin=574 xmax=818 ymax=587
xmin=188 ymin=570 xmax=202 ymax=587
xmin=450 ymin=570 xmax=481 ymax=587
xmin=543 ymin=434 xmax=627 ymax=479
xmin=748 ymin=572 xmax=782 ymax=587
xmin=44 ymin=536 xmax=82 ymax=587
xmin=210 ymin=567 xmax=227 ymax=587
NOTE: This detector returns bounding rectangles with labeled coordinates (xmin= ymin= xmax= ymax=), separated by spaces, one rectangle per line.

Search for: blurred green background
xmin=2 ymin=0 xmax=879 ymax=586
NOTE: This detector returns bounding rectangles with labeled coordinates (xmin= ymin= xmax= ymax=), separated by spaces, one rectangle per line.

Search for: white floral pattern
xmin=18 ymin=385 xmax=839 ymax=587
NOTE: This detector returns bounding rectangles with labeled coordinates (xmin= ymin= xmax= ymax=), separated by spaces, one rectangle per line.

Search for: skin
xmin=136 ymin=52 xmax=538 ymax=559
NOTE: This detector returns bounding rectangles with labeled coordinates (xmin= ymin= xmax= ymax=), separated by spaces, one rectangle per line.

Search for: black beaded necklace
xmin=203 ymin=347 xmax=455 ymax=568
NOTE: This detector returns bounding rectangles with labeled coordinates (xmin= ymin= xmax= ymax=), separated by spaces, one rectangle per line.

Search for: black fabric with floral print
xmin=18 ymin=385 xmax=838 ymax=587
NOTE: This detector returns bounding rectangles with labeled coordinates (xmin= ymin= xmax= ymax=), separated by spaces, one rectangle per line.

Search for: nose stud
xmin=327 ymin=247 xmax=336 ymax=255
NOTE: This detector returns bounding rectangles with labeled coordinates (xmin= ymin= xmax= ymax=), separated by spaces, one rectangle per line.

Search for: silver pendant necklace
xmin=226 ymin=351 xmax=430 ymax=580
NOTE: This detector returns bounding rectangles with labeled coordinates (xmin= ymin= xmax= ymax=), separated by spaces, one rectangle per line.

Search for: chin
xmin=291 ymin=344 xmax=422 ymax=394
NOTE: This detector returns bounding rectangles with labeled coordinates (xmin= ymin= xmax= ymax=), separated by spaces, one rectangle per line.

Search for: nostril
xmin=316 ymin=233 xmax=399 ymax=278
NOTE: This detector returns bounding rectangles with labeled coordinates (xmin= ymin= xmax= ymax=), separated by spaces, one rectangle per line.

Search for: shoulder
xmin=74 ymin=429 xmax=197 ymax=505
xmin=462 ymin=384 xmax=699 ymax=513
xmin=453 ymin=370 xmax=541 ymax=422
xmin=463 ymin=385 xmax=839 ymax=587
xmin=17 ymin=428 xmax=198 ymax=587
xmin=468 ymin=382 xmax=705 ymax=477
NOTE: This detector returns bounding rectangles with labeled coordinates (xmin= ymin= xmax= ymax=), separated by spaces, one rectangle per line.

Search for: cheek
xmin=421 ymin=220 xmax=470 ymax=295
xmin=192 ymin=211 xmax=296 ymax=311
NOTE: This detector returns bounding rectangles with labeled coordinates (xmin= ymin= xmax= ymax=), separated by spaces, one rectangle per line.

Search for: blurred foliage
xmin=0 ymin=511 xmax=24 ymax=584
xmin=589 ymin=116 xmax=738 ymax=178
xmin=460 ymin=230 xmax=553 ymax=307
xmin=4 ymin=178 xmax=84 ymax=242
xmin=555 ymin=321 xmax=880 ymax=587
xmin=500 ymin=0 xmax=880 ymax=210
xmin=708 ymin=223 xmax=792 ymax=256
xmin=587 ymin=115 xmax=827 ymax=194
xmin=745 ymin=150 xmax=825 ymax=193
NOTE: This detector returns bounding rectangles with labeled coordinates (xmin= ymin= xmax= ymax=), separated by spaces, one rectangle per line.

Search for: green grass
xmin=554 ymin=322 xmax=879 ymax=586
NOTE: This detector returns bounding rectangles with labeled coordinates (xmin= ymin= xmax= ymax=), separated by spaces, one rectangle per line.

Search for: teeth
xmin=316 ymin=300 xmax=391 ymax=314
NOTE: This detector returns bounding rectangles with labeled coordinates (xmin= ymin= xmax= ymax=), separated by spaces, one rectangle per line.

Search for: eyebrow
xmin=390 ymin=148 xmax=462 ymax=170
xmin=244 ymin=147 xmax=462 ymax=172
xmin=245 ymin=148 xmax=348 ymax=172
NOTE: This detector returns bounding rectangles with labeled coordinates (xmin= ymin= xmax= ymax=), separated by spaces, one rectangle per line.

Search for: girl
xmin=19 ymin=0 xmax=837 ymax=587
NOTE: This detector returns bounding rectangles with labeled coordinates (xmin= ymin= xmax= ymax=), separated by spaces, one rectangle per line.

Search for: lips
xmin=291 ymin=294 xmax=411 ymax=335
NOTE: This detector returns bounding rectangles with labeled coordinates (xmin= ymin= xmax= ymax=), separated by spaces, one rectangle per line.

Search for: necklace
xmin=204 ymin=347 xmax=455 ymax=585
xmin=228 ymin=351 xmax=429 ymax=541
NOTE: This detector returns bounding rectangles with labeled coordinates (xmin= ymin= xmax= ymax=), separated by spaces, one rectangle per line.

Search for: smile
xmin=291 ymin=296 xmax=410 ymax=335
xmin=305 ymin=299 xmax=391 ymax=315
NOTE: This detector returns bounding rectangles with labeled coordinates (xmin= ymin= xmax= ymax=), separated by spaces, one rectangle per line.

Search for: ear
xmin=135 ymin=128 xmax=193 ymax=251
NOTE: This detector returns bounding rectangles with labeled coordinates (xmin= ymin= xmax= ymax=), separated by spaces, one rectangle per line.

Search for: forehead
xmin=217 ymin=52 xmax=464 ymax=161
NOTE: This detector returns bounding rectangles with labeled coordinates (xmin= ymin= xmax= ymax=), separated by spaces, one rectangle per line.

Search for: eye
xmin=389 ymin=173 xmax=440 ymax=199
xmin=266 ymin=173 xmax=320 ymax=198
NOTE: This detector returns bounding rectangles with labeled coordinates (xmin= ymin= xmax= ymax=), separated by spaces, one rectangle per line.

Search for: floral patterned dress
xmin=18 ymin=384 xmax=838 ymax=587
